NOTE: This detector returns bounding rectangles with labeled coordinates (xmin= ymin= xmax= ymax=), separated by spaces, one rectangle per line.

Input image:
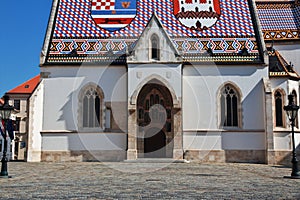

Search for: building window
xmin=220 ymin=84 xmax=240 ymax=127
xmin=15 ymin=117 xmax=21 ymax=132
xmin=151 ymin=34 xmax=160 ymax=60
xmin=292 ymin=90 xmax=298 ymax=128
xmin=80 ymin=86 xmax=104 ymax=129
xmin=275 ymin=90 xmax=284 ymax=127
xmin=14 ymin=100 xmax=20 ymax=111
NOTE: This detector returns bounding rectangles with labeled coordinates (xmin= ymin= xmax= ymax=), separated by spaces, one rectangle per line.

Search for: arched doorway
xmin=137 ymin=83 xmax=173 ymax=158
xmin=144 ymin=128 xmax=166 ymax=158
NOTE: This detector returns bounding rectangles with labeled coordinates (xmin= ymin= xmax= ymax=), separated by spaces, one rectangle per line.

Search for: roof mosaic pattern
xmin=46 ymin=0 xmax=261 ymax=63
xmin=256 ymin=2 xmax=300 ymax=40
xmin=53 ymin=0 xmax=255 ymax=38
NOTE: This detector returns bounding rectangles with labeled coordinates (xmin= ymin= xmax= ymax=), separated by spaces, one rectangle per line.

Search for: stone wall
xmin=41 ymin=150 xmax=126 ymax=162
xmin=184 ymin=150 xmax=266 ymax=163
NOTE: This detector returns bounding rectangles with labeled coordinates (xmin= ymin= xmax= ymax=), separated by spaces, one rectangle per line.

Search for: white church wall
xmin=40 ymin=132 xmax=127 ymax=161
xmin=41 ymin=66 xmax=127 ymax=131
xmin=183 ymin=65 xmax=267 ymax=130
xmin=183 ymin=132 xmax=265 ymax=151
xmin=270 ymin=78 xmax=300 ymax=152
xmin=27 ymin=80 xmax=44 ymax=162
xmin=270 ymin=78 xmax=287 ymax=92
xmin=183 ymin=133 xmax=222 ymax=150
xmin=296 ymin=133 xmax=300 ymax=149
xmin=41 ymin=133 xmax=126 ymax=151
xmin=274 ymin=43 xmax=300 ymax=74
xmin=287 ymin=79 xmax=299 ymax=95
xmin=274 ymin=132 xmax=290 ymax=150
xmin=182 ymin=65 xmax=267 ymax=156
xmin=41 ymin=66 xmax=127 ymax=101
xmin=38 ymin=66 xmax=128 ymax=161
xmin=128 ymin=64 xmax=182 ymax=100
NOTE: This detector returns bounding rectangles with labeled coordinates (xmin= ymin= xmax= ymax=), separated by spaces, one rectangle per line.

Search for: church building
xmin=26 ymin=0 xmax=300 ymax=164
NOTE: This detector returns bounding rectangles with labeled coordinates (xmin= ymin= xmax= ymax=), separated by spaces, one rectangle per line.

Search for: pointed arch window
xmin=292 ymin=90 xmax=298 ymax=128
xmin=220 ymin=84 xmax=240 ymax=127
xmin=151 ymin=34 xmax=160 ymax=60
xmin=275 ymin=90 xmax=284 ymax=127
xmin=80 ymin=85 xmax=104 ymax=129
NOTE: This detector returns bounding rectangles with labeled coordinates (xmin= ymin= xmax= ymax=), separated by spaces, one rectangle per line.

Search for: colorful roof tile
xmin=44 ymin=0 xmax=262 ymax=63
xmin=256 ymin=1 xmax=300 ymax=40
xmin=269 ymin=49 xmax=300 ymax=79
xmin=54 ymin=0 xmax=256 ymax=38
xmin=7 ymin=75 xmax=40 ymax=95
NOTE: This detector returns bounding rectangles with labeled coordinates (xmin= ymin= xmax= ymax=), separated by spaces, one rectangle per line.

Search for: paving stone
xmin=0 ymin=162 xmax=299 ymax=199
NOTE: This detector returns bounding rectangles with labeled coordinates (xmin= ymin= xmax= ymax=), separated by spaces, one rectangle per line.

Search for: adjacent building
xmin=3 ymin=75 xmax=40 ymax=160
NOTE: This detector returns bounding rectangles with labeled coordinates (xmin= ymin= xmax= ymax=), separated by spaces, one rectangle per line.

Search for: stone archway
xmin=136 ymin=83 xmax=173 ymax=158
xmin=127 ymin=77 xmax=183 ymax=160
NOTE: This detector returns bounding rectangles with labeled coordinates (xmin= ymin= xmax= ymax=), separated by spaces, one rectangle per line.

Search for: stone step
xmin=124 ymin=158 xmax=190 ymax=163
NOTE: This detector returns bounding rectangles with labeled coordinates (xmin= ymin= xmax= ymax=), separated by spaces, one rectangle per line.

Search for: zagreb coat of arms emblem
xmin=173 ymin=0 xmax=221 ymax=30
xmin=91 ymin=0 xmax=136 ymax=31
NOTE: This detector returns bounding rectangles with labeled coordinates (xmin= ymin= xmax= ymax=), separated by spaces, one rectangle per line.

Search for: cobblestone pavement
xmin=0 ymin=161 xmax=299 ymax=199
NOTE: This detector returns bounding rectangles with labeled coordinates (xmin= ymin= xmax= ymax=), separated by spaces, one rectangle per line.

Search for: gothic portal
xmin=137 ymin=83 xmax=174 ymax=158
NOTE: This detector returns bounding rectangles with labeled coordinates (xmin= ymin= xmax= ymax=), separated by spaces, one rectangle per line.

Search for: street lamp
xmin=284 ymin=94 xmax=300 ymax=179
xmin=0 ymin=95 xmax=14 ymax=178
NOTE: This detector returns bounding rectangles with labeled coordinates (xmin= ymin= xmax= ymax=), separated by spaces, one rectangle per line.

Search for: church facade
xmin=27 ymin=0 xmax=300 ymax=164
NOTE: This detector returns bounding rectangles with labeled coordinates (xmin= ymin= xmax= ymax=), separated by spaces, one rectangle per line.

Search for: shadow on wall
xmin=276 ymin=144 xmax=300 ymax=167
xmin=51 ymin=83 xmax=127 ymax=162
xmin=58 ymin=91 xmax=77 ymax=132
xmin=241 ymin=80 xmax=264 ymax=129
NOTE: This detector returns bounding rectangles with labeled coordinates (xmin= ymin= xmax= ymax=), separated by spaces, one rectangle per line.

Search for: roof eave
xmin=249 ymin=0 xmax=268 ymax=65
xmin=40 ymin=0 xmax=60 ymax=66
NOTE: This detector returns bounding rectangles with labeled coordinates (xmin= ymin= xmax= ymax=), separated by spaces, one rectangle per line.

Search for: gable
xmin=43 ymin=0 xmax=263 ymax=64
xmin=128 ymin=13 xmax=181 ymax=63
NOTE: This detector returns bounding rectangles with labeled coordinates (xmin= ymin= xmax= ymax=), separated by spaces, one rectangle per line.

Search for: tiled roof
xmin=45 ymin=0 xmax=262 ymax=63
xmin=269 ymin=49 xmax=300 ymax=79
xmin=54 ymin=0 xmax=255 ymax=38
xmin=7 ymin=75 xmax=40 ymax=95
xmin=256 ymin=1 xmax=300 ymax=40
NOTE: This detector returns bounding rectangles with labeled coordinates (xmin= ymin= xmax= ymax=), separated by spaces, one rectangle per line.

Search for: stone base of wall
xmin=273 ymin=150 xmax=300 ymax=166
xmin=184 ymin=150 xmax=226 ymax=162
xmin=41 ymin=150 xmax=126 ymax=162
xmin=37 ymin=149 xmax=300 ymax=165
xmin=184 ymin=150 xmax=266 ymax=164
xmin=27 ymin=150 xmax=42 ymax=162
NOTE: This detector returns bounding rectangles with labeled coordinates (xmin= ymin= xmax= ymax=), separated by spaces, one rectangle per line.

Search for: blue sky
xmin=0 ymin=0 xmax=53 ymax=96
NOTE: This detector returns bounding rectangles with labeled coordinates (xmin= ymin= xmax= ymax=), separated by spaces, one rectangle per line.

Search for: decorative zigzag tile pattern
xmin=49 ymin=38 xmax=258 ymax=55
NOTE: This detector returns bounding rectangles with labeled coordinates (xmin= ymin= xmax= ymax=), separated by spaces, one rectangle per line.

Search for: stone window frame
xmin=273 ymin=88 xmax=286 ymax=128
xmin=291 ymin=90 xmax=299 ymax=128
xmin=78 ymin=83 xmax=105 ymax=132
xmin=218 ymin=82 xmax=243 ymax=129
xmin=14 ymin=99 xmax=21 ymax=111
xmin=150 ymin=34 xmax=160 ymax=61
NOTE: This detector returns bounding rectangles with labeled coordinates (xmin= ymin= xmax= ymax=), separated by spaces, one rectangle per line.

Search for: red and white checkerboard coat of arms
xmin=91 ymin=0 xmax=136 ymax=31
xmin=173 ymin=0 xmax=221 ymax=30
